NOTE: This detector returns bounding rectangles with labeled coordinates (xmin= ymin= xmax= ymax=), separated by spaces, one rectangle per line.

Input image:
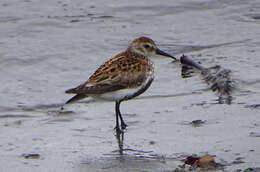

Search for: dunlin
xmin=65 ymin=37 xmax=176 ymax=132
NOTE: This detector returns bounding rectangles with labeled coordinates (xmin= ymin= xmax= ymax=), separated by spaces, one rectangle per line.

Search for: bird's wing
xmin=65 ymin=52 xmax=149 ymax=95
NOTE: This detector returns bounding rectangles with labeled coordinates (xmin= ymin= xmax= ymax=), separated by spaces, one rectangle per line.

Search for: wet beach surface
xmin=1 ymin=0 xmax=260 ymax=171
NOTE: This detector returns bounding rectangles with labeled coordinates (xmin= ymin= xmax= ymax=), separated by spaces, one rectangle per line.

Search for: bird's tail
xmin=65 ymin=94 xmax=88 ymax=104
xmin=65 ymin=88 xmax=77 ymax=94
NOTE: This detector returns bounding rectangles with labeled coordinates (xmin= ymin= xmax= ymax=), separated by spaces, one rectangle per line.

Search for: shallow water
xmin=1 ymin=0 xmax=260 ymax=171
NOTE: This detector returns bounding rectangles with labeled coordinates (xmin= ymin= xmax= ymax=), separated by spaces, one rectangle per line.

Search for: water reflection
xmin=181 ymin=65 xmax=196 ymax=78
xmin=216 ymin=96 xmax=232 ymax=105
xmin=113 ymin=130 xmax=156 ymax=158
xmin=115 ymin=130 xmax=124 ymax=155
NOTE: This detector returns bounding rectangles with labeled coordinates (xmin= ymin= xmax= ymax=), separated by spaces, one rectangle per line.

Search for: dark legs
xmin=115 ymin=101 xmax=127 ymax=133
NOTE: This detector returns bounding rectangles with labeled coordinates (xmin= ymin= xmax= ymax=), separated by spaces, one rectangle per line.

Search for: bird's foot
xmin=114 ymin=125 xmax=126 ymax=134
xmin=121 ymin=122 xmax=127 ymax=130
xmin=114 ymin=125 xmax=122 ymax=133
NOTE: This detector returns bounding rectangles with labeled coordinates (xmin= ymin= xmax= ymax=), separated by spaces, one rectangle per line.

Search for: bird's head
xmin=127 ymin=36 xmax=176 ymax=60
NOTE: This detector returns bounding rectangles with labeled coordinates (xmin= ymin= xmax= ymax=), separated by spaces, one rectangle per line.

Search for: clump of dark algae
xmin=180 ymin=55 xmax=235 ymax=104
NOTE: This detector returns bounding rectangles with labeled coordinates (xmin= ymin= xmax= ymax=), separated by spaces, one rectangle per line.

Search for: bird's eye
xmin=144 ymin=44 xmax=151 ymax=49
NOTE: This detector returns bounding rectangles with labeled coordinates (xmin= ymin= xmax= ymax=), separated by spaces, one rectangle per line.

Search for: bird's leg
xmin=114 ymin=102 xmax=121 ymax=133
xmin=116 ymin=101 xmax=127 ymax=130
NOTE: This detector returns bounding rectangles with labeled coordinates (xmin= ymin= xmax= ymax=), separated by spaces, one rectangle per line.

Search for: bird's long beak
xmin=156 ymin=48 xmax=176 ymax=60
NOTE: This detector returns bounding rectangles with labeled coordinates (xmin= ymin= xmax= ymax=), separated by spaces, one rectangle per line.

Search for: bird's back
xmin=66 ymin=51 xmax=154 ymax=96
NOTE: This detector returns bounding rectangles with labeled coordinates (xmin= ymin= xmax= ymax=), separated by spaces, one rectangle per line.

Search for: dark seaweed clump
xmin=180 ymin=55 xmax=235 ymax=104
xmin=201 ymin=65 xmax=234 ymax=104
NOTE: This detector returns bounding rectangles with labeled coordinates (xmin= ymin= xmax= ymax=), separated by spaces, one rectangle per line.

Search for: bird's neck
xmin=126 ymin=48 xmax=148 ymax=59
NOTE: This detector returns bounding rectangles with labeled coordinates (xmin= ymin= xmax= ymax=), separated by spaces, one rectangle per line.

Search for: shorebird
xmin=65 ymin=37 xmax=176 ymax=132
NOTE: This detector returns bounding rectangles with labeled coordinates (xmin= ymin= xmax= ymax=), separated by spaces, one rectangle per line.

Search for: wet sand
xmin=0 ymin=0 xmax=260 ymax=171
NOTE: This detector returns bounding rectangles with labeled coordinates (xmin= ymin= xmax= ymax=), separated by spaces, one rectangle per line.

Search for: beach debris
xmin=232 ymin=157 xmax=245 ymax=164
xmin=241 ymin=167 xmax=260 ymax=172
xmin=245 ymin=104 xmax=260 ymax=108
xmin=173 ymin=154 xmax=224 ymax=171
xmin=185 ymin=154 xmax=216 ymax=168
xmin=180 ymin=55 xmax=235 ymax=104
xmin=249 ymin=132 xmax=260 ymax=137
xmin=189 ymin=120 xmax=206 ymax=127
xmin=22 ymin=153 xmax=40 ymax=159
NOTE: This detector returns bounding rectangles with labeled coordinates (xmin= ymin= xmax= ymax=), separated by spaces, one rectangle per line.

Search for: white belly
xmin=91 ymin=77 xmax=153 ymax=102
xmin=96 ymin=87 xmax=142 ymax=101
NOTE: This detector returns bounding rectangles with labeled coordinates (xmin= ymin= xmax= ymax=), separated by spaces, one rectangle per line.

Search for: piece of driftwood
xmin=180 ymin=55 xmax=234 ymax=104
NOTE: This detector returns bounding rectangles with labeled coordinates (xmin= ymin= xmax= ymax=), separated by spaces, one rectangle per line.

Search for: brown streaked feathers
xmin=64 ymin=36 xmax=176 ymax=132
xmin=65 ymin=51 xmax=153 ymax=102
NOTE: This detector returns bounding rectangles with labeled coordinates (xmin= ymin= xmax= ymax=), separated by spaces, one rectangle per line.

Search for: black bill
xmin=156 ymin=48 xmax=176 ymax=60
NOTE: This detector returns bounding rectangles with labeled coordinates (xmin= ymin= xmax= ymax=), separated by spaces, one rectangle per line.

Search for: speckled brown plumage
xmin=64 ymin=36 xmax=176 ymax=132
xmin=66 ymin=51 xmax=153 ymax=95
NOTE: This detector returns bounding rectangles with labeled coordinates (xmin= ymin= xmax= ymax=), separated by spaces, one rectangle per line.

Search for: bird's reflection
xmin=115 ymin=130 xmax=124 ymax=155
